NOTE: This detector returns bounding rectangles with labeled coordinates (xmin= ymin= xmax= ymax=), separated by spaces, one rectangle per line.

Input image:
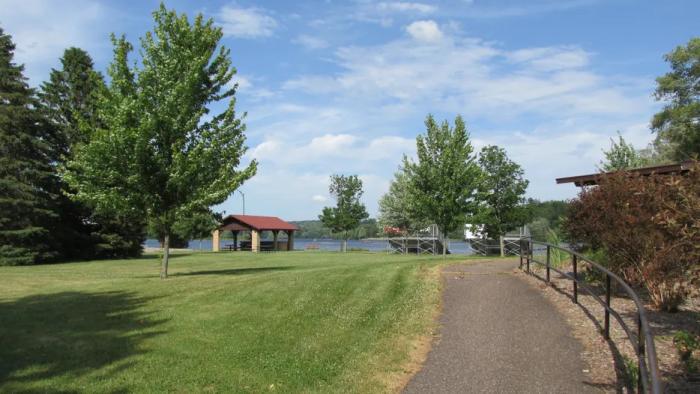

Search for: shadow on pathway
xmin=404 ymin=259 xmax=598 ymax=393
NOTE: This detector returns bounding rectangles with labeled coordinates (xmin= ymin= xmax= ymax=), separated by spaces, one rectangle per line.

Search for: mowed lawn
xmin=0 ymin=251 xmax=471 ymax=393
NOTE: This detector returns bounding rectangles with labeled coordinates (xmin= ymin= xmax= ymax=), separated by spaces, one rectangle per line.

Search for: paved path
xmin=404 ymin=259 xmax=597 ymax=393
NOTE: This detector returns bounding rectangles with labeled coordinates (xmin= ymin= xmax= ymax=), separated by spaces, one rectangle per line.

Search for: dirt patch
xmin=516 ymin=262 xmax=700 ymax=393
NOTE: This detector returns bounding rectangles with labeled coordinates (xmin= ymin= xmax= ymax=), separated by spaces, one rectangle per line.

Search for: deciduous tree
xmin=403 ymin=115 xmax=481 ymax=255
xmin=652 ymin=37 xmax=700 ymax=161
xmin=67 ymin=5 xmax=257 ymax=278
xmin=474 ymin=145 xmax=529 ymax=240
xmin=319 ymin=175 xmax=369 ymax=252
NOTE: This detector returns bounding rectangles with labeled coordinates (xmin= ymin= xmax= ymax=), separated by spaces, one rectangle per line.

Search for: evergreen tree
xmin=67 ymin=5 xmax=256 ymax=278
xmin=40 ymin=47 xmax=145 ymax=259
xmin=0 ymin=28 xmax=58 ymax=265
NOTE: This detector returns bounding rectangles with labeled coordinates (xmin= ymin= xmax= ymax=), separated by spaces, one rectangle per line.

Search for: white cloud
xmin=377 ymin=2 xmax=436 ymax=13
xmin=218 ymin=5 xmax=277 ymax=38
xmin=293 ymin=34 xmax=329 ymax=50
xmin=0 ymin=0 xmax=108 ymax=84
xmin=405 ymin=20 xmax=443 ymax=42
xmin=311 ymin=195 xmax=327 ymax=202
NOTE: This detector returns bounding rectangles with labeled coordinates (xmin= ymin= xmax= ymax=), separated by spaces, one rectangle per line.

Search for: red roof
xmin=220 ymin=215 xmax=298 ymax=232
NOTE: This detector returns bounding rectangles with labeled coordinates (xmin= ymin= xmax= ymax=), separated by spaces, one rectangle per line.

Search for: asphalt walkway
xmin=404 ymin=259 xmax=597 ymax=393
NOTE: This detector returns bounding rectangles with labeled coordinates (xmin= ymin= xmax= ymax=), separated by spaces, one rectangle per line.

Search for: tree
xmin=66 ymin=5 xmax=257 ymax=278
xmin=652 ymin=37 xmax=700 ymax=161
xmin=598 ymin=133 xmax=652 ymax=172
xmin=39 ymin=47 xmax=105 ymax=157
xmin=0 ymin=28 xmax=58 ymax=265
xmin=377 ymin=165 xmax=428 ymax=233
xmin=473 ymin=145 xmax=529 ymax=239
xmin=40 ymin=47 xmax=146 ymax=260
xmin=172 ymin=209 xmax=221 ymax=250
xmin=319 ymin=175 xmax=369 ymax=252
xmin=403 ymin=115 xmax=481 ymax=255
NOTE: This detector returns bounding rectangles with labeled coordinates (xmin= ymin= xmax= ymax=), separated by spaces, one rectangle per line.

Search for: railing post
xmin=604 ymin=274 xmax=611 ymax=339
xmin=546 ymin=245 xmax=551 ymax=283
xmin=638 ymin=315 xmax=645 ymax=393
xmin=519 ymin=238 xmax=523 ymax=269
xmin=572 ymin=254 xmax=578 ymax=304
xmin=526 ymin=239 xmax=531 ymax=273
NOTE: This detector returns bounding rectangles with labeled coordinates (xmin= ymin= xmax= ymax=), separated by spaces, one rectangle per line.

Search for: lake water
xmin=144 ymin=238 xmax=476 ymax=255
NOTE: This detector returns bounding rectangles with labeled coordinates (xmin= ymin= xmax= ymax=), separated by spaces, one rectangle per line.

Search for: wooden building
xmin=212 ymin=215 xmax=298 ymax=253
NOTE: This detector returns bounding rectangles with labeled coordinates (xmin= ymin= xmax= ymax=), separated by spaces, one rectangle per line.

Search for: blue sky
xmin=1 ymin=0 xmax=697 ymax=220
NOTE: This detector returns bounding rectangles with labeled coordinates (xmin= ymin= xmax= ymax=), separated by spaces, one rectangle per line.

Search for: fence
xmin=519 ymin=238 xmax=661 ymax=393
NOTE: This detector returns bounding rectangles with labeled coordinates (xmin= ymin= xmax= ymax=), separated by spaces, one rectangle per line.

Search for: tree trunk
xmin=343 ymin=238 xmax=348 ymax=253
xmin=441 ymin=227 xmax=447 ymax=258
xmin=161 ymin=232 xmax=170 ymax=279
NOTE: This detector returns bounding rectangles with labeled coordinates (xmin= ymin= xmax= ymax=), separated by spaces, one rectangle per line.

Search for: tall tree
xmin=319 ymin=174 xmax=369 ymax=252
xmin=39 ymin=47 xmax=146 ymax=260
xmin=0 ymin=28 xmax=58 ymax=265
xmin=377 ymin=165 xmax=428 ymax=233
xmin=403 ymin=115 xmax=481 ymax=255
xmin=39 ymin=47 xmax=105 ymax=157
xmin=474 ymin=145 xmax=529 ymax=239
xmin=652 ymin=37 xmax=700 ymax=161
xmin=67 ymin=5 xmax=257 ymax=278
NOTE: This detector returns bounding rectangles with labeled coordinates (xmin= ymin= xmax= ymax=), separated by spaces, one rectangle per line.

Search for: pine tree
xmin=40 ymin=47 xmax=145 ymax=259
xmin=0 ymin=28 xmax=58 ymax=265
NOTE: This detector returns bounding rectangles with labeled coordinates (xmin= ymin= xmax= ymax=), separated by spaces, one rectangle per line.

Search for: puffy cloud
xmin=311 ymin=195 xmax=328 ymax=203
xmin=405 ymin=20 xmax=443 ymax=42
xmin=218 ymin=5 xmax=277 ymax=38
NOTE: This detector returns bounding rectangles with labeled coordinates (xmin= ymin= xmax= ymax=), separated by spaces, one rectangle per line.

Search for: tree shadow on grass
xmin=173 ymin=266 xmax=295 ymax=277
xmin=0 ymin=291 xmax=167 ymax=392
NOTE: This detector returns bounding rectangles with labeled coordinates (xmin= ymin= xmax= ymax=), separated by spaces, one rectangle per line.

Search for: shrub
xmin=564 ymin=161 xmax=700 ymax=311
xmin=673 ymin=330 xmax=699 ymax=373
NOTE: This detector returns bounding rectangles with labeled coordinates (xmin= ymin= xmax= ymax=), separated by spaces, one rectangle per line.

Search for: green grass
xmin=0 ymin=251 xmax=471 ymax=393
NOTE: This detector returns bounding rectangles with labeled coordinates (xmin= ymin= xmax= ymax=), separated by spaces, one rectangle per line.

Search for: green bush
xmin=674 ymin=330 xmax=699 ymax=373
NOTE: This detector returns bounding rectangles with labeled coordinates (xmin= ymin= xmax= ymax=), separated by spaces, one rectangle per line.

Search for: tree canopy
xmin=319 ymin=174 xmax=369 ymax=251
xmin=473 ymin=145 xmax=529 ymax=239
xmin=0 ymin=28 xmax=58 ymax=265
xmin=377 ymin=165 xmax=428 ymax=233
xmin=403 ymin=115 xmax=481 ymax=254
xmin=66 ymin=5 xmax=256 ymax=278
xmin=652 ymin=37 xmax=700 ymax=161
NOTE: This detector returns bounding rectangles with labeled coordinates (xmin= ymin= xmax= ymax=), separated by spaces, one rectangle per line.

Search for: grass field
xmin=0 ymin=251 xmax=471 ymax=393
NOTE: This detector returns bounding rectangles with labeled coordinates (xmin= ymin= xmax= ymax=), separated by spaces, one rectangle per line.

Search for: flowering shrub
xmin=564 ymin=162 xmax=700 ymax=311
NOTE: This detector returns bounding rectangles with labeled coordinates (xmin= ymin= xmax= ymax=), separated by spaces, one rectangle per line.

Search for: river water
xmin=144 ymin=238 xmax=477 ymax=255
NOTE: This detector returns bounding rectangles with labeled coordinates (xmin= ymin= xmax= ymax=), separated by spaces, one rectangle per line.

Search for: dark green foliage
xmin=0 ymin=28 xmax=58 ymax=265
xmin=652 ymin=37 xmax=700 ymax=161
xmin=473 ymin=145 xmax=529 ymax=239
xmin=39 ymin=47 xmax=144 ymax=260
xmin=403 ymin=115 xmax=481 ymax=253
xmin=319 ymin=175 xmax=369 ymax=251
xmin=524 ymin=199 xmax=569 ymax=241
xmin=39 ymin=47 xmax=105 ymax=157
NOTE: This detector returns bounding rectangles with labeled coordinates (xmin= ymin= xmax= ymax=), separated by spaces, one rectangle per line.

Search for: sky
xmin=1 ymin=0 xmax=698 ymax=220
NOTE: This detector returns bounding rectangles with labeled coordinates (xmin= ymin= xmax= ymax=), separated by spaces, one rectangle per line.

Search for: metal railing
xmin=519 ymin=238 xmax=662 ymax=393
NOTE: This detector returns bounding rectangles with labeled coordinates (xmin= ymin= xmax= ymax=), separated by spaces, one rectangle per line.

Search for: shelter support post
xmin=232 ymin=231 xmax=238 ymax=251
xmin=273 ymin=230 xmax=279 ymax=251
xmin=287 ymin=231 xmax=294 ymax=251
xmin=252 ymin=230 xmax=260 ymax=253
xmin=212 ymin=229 xmax=220 ymax=252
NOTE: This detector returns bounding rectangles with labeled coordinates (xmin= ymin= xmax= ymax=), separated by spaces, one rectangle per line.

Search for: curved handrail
xmin=519 ymin=239 xmax=662 ymax=394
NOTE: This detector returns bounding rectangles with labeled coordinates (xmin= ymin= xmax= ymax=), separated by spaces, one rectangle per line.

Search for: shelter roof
xmin=220 ymin=215 xmax=298 ymax=232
